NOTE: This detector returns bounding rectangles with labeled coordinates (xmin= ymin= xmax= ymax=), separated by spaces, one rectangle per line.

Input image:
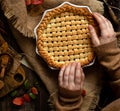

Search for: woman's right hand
xmin=88 ymin=12 xmax=116 ymax=47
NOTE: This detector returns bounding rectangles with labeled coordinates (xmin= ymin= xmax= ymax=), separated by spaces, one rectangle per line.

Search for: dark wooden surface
xmin=0 ymin=65 xmax=50 ymax=111
xmin=0 ymin=0 xmax=120 ymax=111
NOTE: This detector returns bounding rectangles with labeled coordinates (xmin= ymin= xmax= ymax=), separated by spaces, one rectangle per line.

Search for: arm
xmin=56 ymin=62 xmax=85 ymax=110
xmin=88 ymin=13 xmax=120 ymax=98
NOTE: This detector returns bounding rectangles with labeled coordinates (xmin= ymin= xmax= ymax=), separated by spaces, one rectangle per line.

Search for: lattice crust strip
xmin=36 ymin=3 xmax=99 ymax=69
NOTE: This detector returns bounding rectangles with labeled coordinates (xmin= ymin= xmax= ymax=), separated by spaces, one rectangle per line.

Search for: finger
xmin=74 ymin=62 xmax=81 ymax=85
xmin=95 ymin=13 xmax=115 ymax=35
xmin=68 ymin=62 xmax=76 ymax=86
xmin=80 ymin=67 xmax=85 ymax=90
xmin=95 ymin=13 xmax=110 ymax=28
xmin=95 ymin=13 xmax=114 ymax=32
xmin=107 ymin=20 xmax=114 ymax=31
xmin=59 ymin=65 xmax=66 ymax=86
xmin=63 ymin=63 xmax=71 ymax=87
xmin=88 ymin=25 xmax=100 ymax=46
xmin=94 ymin=13 xmax=116 ymax=38
xmin=93 ymin=13 xmax=108 ymax=32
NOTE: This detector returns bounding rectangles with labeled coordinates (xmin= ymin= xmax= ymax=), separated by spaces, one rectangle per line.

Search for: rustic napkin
xmin=0 ymin=0 xmax=104 ymax=38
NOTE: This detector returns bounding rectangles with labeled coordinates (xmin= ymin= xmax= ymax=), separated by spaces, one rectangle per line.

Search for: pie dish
xmin=35 ymin=2 xmax=99 ymax=69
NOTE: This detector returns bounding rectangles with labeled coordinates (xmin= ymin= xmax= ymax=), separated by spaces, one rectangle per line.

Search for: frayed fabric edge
xmin=47 ymin=90 xmax=58 ymax=111
xmin=88 ymin=88 xmax=102 ymax=111
xmin=0 ymin=0 xmax=35 ymax=38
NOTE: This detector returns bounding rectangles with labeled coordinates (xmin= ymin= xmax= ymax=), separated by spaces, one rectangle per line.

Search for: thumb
xmin=88 ymin=25 xmax=100 ymax=46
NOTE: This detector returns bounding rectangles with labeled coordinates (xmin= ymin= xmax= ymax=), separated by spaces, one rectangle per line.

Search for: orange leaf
xmin=12 ymin=97 xmax=24 ymax=106
xmin=31 ymin=0 xmax=44 ymax=5
xmin=31 ymin=86 xmax=38 ymax=95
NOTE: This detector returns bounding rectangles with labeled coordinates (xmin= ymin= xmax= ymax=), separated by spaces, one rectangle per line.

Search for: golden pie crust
xmin=36 ymin=3 xmax=99 ymax=69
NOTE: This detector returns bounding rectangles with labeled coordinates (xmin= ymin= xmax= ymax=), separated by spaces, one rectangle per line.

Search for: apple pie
xmin=36 ymin=2 xmax=99 ymax=69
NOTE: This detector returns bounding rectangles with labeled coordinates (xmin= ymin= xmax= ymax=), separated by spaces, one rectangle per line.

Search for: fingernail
xmin=88 ymin=25 xmax=92 ymax=30
xmin=93 ymin=12 xmax=98 ymax=15
xmin=78 ymin=62 xmax=81 ymax=67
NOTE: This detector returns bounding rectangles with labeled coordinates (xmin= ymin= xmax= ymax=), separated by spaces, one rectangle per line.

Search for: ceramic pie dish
xmin=34 ymin=2 xmax=99 ymax=69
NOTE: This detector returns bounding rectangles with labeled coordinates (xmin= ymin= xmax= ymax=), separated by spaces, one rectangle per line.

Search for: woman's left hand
xmin=58 ymin=62 xmax=85 ymax=92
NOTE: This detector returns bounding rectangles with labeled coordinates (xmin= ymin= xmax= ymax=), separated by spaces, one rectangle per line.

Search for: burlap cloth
xmin=0 ymin=0 xmax=104 ymax=38
xmin=0 ymin=0 xmax=110 ymax=110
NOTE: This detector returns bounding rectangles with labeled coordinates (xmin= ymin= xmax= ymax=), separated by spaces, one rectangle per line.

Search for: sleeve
xmin=94 ymin=38 xmax=120 ymax=98
xmin=55 ymin=87 xmax=83 ymax=111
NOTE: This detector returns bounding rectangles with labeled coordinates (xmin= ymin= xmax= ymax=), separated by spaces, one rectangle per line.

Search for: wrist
xmin=94 ymin=38 xmax=118 ymax=54
xmin=99 ymin=37 xmax=116 ymax=46
xmin=59 ymin=87 xmax=81 ymax=99
xmin=94 ymin=38 xmax=119 ymax=65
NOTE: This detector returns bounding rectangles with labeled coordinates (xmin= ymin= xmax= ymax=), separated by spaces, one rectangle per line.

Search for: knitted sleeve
xmin=94 ymin=38 xmax=120 ymax=98
xmin=55 ymin=87 xmax=83 ymax=111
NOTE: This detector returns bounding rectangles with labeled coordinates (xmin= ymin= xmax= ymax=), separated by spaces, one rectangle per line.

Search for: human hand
xmin=88 ymin=12 xmax=116 ymax=47
xmin=58 ymin=62 xmax=85 ymax=92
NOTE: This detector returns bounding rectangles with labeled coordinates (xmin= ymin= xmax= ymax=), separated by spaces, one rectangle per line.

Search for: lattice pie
xmin=36 ymin=2 xmax=99 ymax=69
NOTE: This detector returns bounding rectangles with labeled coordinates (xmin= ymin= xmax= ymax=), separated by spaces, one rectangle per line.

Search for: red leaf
xmin=23 ymin=94 xmax=31 ymax=102
xmin=81 ymin=89 xmax=86 ymax=97
xmin=12 ymin=97 xmax=24 ymax=106
xmin=31 ymin=0 xmax=44 ymax=5
xmin=31 ymin=86 xmax=38 ymax=95
xmin=25 ymin=0 xmax=32 ymax=6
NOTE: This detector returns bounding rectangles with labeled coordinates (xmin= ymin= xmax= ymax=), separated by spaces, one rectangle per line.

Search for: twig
xmin=110 ymin=6 xmax=120 ymax=12
xmin=116 ymin=32 xmax=120 ymax=36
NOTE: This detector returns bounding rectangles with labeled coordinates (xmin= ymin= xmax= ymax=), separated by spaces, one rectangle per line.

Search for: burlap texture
xmin=0 ymin=0 xmax=104 ymax=38
xmin=0 ymin=0 xmax=105 ymax=110
xmin=101 ymin=98 xmax=120 ymax=111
